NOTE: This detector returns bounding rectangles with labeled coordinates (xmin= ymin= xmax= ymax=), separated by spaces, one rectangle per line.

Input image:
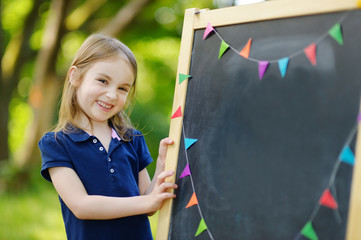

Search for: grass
xmin=0 ymin=169 xmax=159 ymax=239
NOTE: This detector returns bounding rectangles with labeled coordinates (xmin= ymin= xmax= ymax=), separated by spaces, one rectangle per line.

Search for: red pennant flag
xmin=239 ymin=38 xmax=252 ymax=59
xmin=319 ymin=189 xmax=338 ymax=209
xmin=304 ymin=43 xmax=317 ymax=66
xmin=186 ymin=192 xmax=199 ymax=208
xmin=171 ymin=106 xmax=182 ymax=119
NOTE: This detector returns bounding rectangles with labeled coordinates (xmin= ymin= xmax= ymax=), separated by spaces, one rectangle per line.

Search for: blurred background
xmin=0 ymin=0 xmax=245 ymax=238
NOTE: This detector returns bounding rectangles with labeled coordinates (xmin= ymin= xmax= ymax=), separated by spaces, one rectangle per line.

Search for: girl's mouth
xmin=97 ymin=100 xmax=112 ymax=109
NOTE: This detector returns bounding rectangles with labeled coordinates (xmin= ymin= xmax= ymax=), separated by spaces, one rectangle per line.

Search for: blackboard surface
xmin=169 ymin=10 xmax=361 ymax=240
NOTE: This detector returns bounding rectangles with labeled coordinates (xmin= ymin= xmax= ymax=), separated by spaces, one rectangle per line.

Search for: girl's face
xmin=72 ymin=55 xmax=134 ymax=126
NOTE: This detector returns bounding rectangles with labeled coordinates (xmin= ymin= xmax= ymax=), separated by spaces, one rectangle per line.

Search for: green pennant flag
xmin=218 ymin=40 xmax=230 ymax=59
xmin=328 ymin=23 xmax=343 ymax=45
xmin=195 ymin=218 xmax=208 ymax=237
xmin=179 ymin=73 xmax=191 ymax=84
xmin=301 ymin=221 xmax=318 ymax=240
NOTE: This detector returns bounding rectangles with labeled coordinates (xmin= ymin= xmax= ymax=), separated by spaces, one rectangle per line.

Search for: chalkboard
xmin=157 ymin=1 xmax=361 ymax=240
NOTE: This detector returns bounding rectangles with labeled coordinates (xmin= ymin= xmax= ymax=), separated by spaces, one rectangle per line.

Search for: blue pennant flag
xmin=184 ymin=138 xmax=198 ymax=150
xmin=339 ymin=146 xmax=355 ymax=165
xmin=278 ymin=57 xmax=289 ymax=78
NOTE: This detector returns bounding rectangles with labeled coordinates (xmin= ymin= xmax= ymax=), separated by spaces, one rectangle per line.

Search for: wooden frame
xmin=156 ymin=1 xmax=361 ymax=239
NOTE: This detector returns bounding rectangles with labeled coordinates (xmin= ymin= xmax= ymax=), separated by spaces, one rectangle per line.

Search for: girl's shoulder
xmin=39 ymin=131 xmax=67 ymax=147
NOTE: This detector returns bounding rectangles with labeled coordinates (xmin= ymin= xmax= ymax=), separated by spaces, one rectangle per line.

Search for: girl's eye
xmin=118 ymin=87 xmax=129 ymax=93
xmin=98 ymin=79 xmax=107 ymax=84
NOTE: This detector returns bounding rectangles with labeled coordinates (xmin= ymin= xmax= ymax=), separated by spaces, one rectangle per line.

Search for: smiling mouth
xmin=97 ymin=100 xmax=112 ymax=109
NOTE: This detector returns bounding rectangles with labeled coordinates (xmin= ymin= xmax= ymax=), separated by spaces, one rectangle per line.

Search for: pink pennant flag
xmin=171 ymin=106 xmax=182 ymax=119
xmin=319 ymin=189 xmax=338 ymax=209
xmin=258 ymin=61 xmax=269 ymax=80
xmin=179 ymin=164 xmax=191 ymax=179
xmin=203 ymin=22 xmax=214 ymax=40
xmin=304 ymin=43 xmax=317 ymax=66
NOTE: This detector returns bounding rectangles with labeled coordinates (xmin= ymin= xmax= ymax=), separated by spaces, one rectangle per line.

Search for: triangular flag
xmin=278 ymin=57 xmax=289 ymax=78
xmin=171 ymin=106 xmax=182 ymax=119
xmin=218 ymin=40 xmax=229 ymax=59
xmin=195 ymin=218 xmax=208 ymax=237
xmin=203 ymin=22 xmax=214 ymax=40
xmin=328 ymin=23 xmax=343 ymax=45
xmin=258 ymin=61 xmax=269 ymax=80
xmin=186 ymin=192 xmax=199 ymax=208
xmin=304 ymin=43 xmax=317 ymax=66
xmin=179 ymin=73 xmax=191 ymax=84
xmin=319 ymin=189 xmax=338 ymax=209
xmin=358 ymin=112 xmax=361 ymax=122
xmin=239 ymin=38 xmax=252 ymax=59
xmin=301 ymin=221 xmax=318 ymax=240
xmin=339 ymin=146 xmax=355 ymax=165
xmin=179 ymin=164 xmax=191 ymax=179
xmin=185 ymin=138 xmax=198 ymax=150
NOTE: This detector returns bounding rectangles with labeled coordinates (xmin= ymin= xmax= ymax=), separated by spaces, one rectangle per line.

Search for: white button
xmin=93 ymin=139 xmax=97 ymax=143
xmin=108 ymin=158 xmax=111 ymax=162
xmin=99 ymin=146 xmax=104 ymax=151
xmin=110 ymin=169 xmax=114 ymax=173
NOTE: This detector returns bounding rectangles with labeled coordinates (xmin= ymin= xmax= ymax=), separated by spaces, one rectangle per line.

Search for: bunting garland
xmin=203 ymin=12 xmax=350 ymax=79
xmin=171 ymin=10 xmax=357 ymax=240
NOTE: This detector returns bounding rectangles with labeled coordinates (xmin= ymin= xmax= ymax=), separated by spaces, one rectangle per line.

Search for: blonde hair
xmin=54 ymin=33 xmax=137 ymax=141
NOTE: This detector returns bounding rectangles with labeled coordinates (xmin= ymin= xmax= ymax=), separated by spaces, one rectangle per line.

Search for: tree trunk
xmin=15 ymin=0 xmax=72 ymax=167
xmin=0 ymin=0 xmax=45 ymax=162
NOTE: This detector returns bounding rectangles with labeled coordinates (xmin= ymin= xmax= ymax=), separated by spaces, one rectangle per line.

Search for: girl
xmin=39 ymin=33 xmax=177 ymax=240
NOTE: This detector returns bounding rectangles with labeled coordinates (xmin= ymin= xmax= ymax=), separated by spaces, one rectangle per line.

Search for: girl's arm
xmin=49 ymin=166 xmax=177 ymax=220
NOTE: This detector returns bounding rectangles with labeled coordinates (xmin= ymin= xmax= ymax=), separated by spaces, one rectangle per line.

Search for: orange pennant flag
xmin=239 ymin=38 xmax=252 ymax=59
xmin=186 ymin=193 xmax=199 ymax=208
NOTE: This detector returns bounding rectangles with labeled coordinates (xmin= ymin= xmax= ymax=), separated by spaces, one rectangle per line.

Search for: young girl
xmin=39 ymin=33 xmax=177 ymax=240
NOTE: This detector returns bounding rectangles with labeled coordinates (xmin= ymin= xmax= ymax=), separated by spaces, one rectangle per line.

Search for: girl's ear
xmin=68 ymin=66 xmax=80 ymax=87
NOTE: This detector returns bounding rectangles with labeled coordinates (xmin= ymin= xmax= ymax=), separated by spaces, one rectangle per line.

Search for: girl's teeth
xmin=98 ymin=101 xmax=111 ymax=109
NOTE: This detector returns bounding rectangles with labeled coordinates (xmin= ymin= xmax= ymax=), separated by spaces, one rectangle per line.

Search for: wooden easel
xmin=156 ymin=1 xmax=361 ymax=239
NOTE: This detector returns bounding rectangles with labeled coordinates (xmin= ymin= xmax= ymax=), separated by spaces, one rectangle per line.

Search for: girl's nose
xmin=106 ymin=91 xmax=117 ymax=99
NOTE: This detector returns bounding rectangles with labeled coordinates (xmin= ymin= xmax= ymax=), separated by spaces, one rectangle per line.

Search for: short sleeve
xmin=39 ymin=132 xmax=74 ymax=182
xmin=131 ymin=130 xmax=153 ymax=171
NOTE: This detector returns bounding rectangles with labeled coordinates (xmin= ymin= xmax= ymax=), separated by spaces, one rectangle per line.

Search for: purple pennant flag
xmin=358 ymin=113 xmax=361 ymax=122
xmin=258 ymin=61 xmax=269 ymax=80
xmin=179 ymin=164 xmax=191 ymax=178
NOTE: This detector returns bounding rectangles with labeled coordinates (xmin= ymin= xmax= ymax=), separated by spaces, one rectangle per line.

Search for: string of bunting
xmin=202 ymin=12 xmax=350 ymax=80
xmin=169 ymin=10 xmax=359 ymax=239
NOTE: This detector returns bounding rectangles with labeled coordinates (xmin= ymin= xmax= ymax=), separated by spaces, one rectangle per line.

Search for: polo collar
xmin=67 ymin=128 xmax=91 ymax=142
xmin=66 ymin=126 xmax=122 ymax=143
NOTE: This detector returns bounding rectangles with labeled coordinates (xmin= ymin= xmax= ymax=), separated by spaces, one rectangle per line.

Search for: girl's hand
xmin=156 ymin=138 xmax=174 ymax=173
xmin=147 ymin=170 xmax=178 ymax=212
